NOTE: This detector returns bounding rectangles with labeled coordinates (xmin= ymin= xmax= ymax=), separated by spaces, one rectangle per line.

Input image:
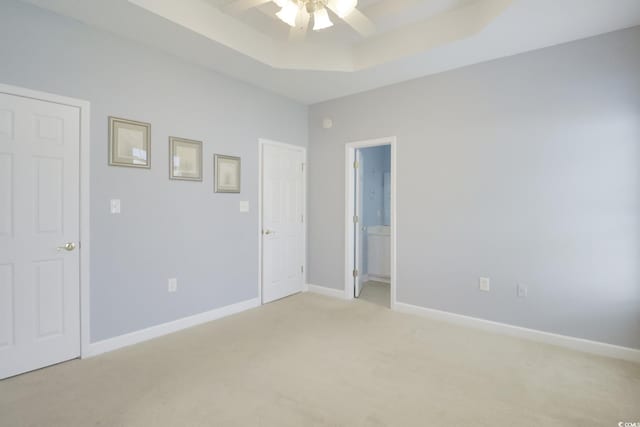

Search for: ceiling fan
xmin=223 ymin=0 xmax=375 ymax=39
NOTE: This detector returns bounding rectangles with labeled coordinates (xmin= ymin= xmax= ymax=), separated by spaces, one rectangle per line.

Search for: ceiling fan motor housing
xmin=305 ymin=0 xmax=329 ymax=14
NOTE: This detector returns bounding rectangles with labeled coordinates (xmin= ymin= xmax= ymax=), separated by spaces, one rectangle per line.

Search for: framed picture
xmin=214 ymin=154 xmax=241 ymax=193
xmin=169 ymin=137 xmax=203 ymax=181
xmin=108 ymin=116 xmax=151 ymax=168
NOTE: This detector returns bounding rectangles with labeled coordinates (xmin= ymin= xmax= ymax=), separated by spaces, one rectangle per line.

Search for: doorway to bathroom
xmin=345 ymin=137 xmax=397 ymax=309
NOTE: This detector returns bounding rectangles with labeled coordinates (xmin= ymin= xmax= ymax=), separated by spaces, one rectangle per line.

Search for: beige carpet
xmin=359 ymin=280 xmax=390 ymax=308
xmin=1 ymin=293 xmax=638 ymax=427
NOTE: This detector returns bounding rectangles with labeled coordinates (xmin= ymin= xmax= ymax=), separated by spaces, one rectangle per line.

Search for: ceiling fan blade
xmin=289 ymin=10 xmax=310 ymax=42
xmin=326 ymin=1 xmax=376 ymax=37
xmin=222 ymin=0 xmax=271 ymax=15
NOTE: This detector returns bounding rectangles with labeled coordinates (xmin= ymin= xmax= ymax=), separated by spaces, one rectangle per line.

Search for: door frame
xmin=257 ymin=138 xmax=307 ymax=304
xmin=345 ymin=137 xmax=397 ymax=308
xmin=0 ymin=83 xmax=91 ymax=358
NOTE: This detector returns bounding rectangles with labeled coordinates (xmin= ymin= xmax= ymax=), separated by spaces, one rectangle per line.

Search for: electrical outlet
xmin=517 ymin=284 xmax=528 ymax=298
xmin=479 ymin=277 xmax=490 ymax=292
xmin=110 ymin=199 xmax=121 ymax=214
xmin=168 ymin=278 xmax=177 ymax=293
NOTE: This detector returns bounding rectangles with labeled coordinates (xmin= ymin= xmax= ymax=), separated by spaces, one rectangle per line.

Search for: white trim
xmin=345 ymin=137 xmax=397 ymax=308
xmin=85 ymin=298 xmax=260 ymax=357
xmin=395 ymin=302 xmax=640 ymax=364
xmin=366 ymin=275 xmax=390 ymax=284
xmin=258 ymin=139 xmax=307 ymax=305
xmin=306 ymin=284 xmax=348 ymax=300
xmin=0 ymin=83 xmax=92 ymax=359
xmin=258 ymin=140 xmax=263 ymax=304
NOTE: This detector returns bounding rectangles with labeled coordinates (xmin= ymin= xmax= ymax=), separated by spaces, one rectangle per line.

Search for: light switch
xmin=110 ymin=199 xmax=121 ymax=214
xmin=479 ymin=277 xmax=490 ymax=292
xmin=239 ymin=201 xmax=250 ymax=213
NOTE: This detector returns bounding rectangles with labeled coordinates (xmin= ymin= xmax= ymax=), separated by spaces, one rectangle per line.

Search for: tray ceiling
xmin=19 ymin=0 xmax=640 ymax=103
xmin=125 ymin=0 xmax=509 ymax=71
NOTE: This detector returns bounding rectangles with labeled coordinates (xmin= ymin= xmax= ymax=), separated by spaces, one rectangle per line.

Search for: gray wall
xmin=308 ymin=27 xmax=640 ymax=349
xmin=0 ymin=1 xmax=308 ymax=342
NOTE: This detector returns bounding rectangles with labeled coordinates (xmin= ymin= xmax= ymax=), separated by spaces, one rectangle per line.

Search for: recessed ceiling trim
xmin=128 ymin=0 xmax=277 ymax=65
xmin=355 ymin=0 xmax=513 ymax=70
xmin=129 ymin=0 xmax=355 ymax=71
xmin=127 ymin=0 xmax=512 ymax=72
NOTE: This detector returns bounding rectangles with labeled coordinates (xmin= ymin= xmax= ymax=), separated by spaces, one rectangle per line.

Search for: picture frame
xmin=169 ymin=137 xmax=203 ymax=181
xmin=214 ymin=154 xmax=241 ymax=193
xmin=108 ymin=116 xmax=151 ymax=168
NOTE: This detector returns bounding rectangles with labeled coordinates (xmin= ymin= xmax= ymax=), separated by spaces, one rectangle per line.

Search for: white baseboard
xmin=84 ymin=297 xmax=261 ymax=358
xmin=394 ymin=302 xmax=640 ymax=364
xmin=366 ymin=275 xmax=390 ymax=284
xmin=306 ymin=284 xmax=348 ymax=300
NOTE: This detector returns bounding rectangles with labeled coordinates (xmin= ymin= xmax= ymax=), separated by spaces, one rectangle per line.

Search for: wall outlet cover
xmin=110 ymin=199 xmax=121 ymax=214
xmin=517 ymin=284 xmax=528 ymax=298
xmin=168 ymin=278 xmax=177 ymax=293
xmin=479 ymin=277 xmax=491 ymax=292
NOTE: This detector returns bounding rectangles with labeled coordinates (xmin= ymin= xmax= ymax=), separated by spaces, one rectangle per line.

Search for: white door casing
xmin=260 ymin=141 xmax=305 ymax=304
xmin=0 ymin=92 xmax=81 ymax=379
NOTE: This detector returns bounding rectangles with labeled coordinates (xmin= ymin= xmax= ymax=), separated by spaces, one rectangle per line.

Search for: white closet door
xmin=0 ymin=92 xmax=81 ymax=379
xmin=261 ymin=143 xmax=304 ymax=304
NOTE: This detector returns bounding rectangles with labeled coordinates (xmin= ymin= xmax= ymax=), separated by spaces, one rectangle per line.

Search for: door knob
xmin=263 ymin=230 xmax=275 ymax=235
xmin=57 ymin=242 xmax=76 ymax=252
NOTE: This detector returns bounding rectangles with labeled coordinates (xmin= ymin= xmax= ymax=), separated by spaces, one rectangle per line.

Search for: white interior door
xmin=261 ymin=142 xmax=304 ymax=304
xmin=354 ymin=150 xmax=363 ymax=298
xmin=0 ymin=92 xmax=81 ymax=379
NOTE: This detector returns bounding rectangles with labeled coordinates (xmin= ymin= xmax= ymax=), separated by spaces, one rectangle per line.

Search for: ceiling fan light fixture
xmin=276 ymin=1 xmax=300 ymax=27
xmin=313 ymin=7 xmax=333 ymax=30
xmin=334 ymin=0 xmax=357 ymax=18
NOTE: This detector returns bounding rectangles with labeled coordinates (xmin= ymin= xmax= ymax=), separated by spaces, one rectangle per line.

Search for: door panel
xmin=34 ymin=260 xmax=64 ymax=339
xmin=0 ymin=154 xmax=12 ymax=236
xmin=262 ymin=143 xmax=304 ymax=304
xmin=0 ymin=264 xmax=13 ymax=348
xmin=35 ymin=157 xmax=64 ymax=234
xmin=0 ymin=92 xmax=80 ymax=379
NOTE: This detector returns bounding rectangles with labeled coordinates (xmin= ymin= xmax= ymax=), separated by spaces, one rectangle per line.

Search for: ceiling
xmin=22 ymin=0 xmax=640 ymax=104
xmin=120 ymin=0 xmax=510 ymax=72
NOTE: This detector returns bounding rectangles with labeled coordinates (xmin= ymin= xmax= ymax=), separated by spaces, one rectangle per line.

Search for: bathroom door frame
xmin=344 ymin=136 xmax=397 ymax=308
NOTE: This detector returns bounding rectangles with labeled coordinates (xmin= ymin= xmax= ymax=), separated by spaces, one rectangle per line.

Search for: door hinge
xmin=301 ymin=163 xmax=305 ymax=173
xmin=353 ymin=215 xmax=359 ymax=224
xmin=301 ymin=265 xmax=304 ymax=274
xmin=353 ymin=269 xmax=359 ymax=278
xmin=353 ymin=161 xmax=359 ymax=169
xmin=301 ymin=214 xmax=304 ymax=223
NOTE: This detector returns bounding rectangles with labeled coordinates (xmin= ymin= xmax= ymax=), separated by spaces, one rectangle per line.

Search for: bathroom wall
xmin=359 ymin=145 xmax=391 ymax=275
